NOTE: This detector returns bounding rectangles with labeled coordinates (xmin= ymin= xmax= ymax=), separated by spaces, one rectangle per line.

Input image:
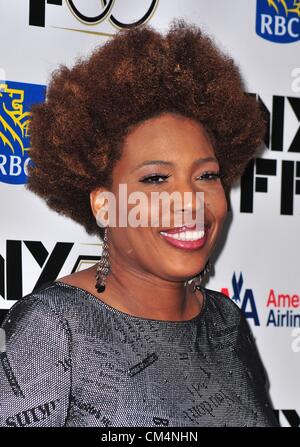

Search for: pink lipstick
xmin=159 ymin=224 xmax=209 ymax=251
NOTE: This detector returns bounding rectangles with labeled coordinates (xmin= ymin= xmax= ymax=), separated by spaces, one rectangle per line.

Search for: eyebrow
xmin=131 ymin=156 xmax=219 ymax=173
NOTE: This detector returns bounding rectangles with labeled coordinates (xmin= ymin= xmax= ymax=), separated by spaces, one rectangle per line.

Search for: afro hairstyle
xmin=27 ymin=18 xmax=267 ymax=238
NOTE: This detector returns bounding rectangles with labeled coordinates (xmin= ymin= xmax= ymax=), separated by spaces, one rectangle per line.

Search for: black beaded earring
xmin=185 ymin=259 xmax=211 ymax=292
xmin=95 ymin=227 xmax=110 ymax=293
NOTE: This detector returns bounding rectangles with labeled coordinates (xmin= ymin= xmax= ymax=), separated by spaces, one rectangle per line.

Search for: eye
xmin=197 ymin=171 xmax=223 ymax=181
xmin=139 ymin=174 xmax=171 ymax=184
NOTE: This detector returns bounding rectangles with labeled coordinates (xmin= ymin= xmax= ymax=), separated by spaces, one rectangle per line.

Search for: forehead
xmin=121 ymin=113 xmax=216 ymax=165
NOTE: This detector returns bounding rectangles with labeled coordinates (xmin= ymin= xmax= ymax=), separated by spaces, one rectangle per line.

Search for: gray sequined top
xmin=0 ymin=281 xmax=279 ymax=427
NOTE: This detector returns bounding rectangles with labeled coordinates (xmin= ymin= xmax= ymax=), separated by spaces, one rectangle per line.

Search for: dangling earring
xmin=95 ymin=226 xmax=110 ymax=293
xmin=184 ymin=259 xmax=211 ymax=292
xmin=192 ymin=259 xmax=211 ymax=292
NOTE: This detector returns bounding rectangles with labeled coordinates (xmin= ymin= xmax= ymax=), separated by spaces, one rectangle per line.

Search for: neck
xmin=96 ymin=261 xmax=203 ymax=321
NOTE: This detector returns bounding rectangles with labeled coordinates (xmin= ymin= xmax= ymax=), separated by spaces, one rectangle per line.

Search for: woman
xmin=0 ymin=19 xmax=279 ymax=427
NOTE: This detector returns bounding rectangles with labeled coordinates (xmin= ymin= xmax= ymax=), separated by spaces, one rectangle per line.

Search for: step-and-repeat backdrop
xmin=0 ymin=0 xmax=299 ymax=427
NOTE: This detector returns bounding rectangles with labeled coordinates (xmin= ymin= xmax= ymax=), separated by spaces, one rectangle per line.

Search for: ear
xmin=90 ymin=187 xmax=109 ymax=221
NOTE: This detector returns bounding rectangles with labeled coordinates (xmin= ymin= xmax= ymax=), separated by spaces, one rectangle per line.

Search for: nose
xmin=170 ymin=180 xmax=205 ymax=229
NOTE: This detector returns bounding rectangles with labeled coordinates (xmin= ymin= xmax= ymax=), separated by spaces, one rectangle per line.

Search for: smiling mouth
xmin=159 ymin=224 xmax=210 ymax=250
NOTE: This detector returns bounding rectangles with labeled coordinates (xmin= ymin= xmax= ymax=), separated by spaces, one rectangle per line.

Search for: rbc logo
xmin=0 ymin=80 xmax=46 ymax=184
xmin=256 ymin=0 xmax=300 ymax=43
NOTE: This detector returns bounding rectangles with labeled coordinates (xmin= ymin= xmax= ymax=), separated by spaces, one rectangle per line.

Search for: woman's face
xmin=91 ymin=112 xmax=228 ymax=282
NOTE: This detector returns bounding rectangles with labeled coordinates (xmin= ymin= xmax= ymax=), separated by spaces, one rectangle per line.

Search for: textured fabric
xmin=0 ymin=281 xmax=279 ymax=427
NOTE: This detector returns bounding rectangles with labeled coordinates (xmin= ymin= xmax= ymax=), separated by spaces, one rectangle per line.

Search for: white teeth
xmin=179 ymin=232 xmax=186 ymax=241
xmin=160 ymin=230 xmax=205 ymax=241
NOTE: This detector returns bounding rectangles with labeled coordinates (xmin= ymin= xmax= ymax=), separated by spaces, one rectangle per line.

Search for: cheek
xmin=109 ymin=227 xmax=148 ymax=266
xmin=112 ymin=187 xmax=154 ymax=228
xmin=205 ymin=187 xmax=228 ymax=221
xmin=114 ymin=227 xmax=160 ymax=271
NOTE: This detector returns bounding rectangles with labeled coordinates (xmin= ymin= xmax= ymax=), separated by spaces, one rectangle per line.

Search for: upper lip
xmin=160 ymin=223 xmax=211 ymax=234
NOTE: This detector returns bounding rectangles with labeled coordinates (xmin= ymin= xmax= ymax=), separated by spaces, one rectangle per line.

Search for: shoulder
xmin=1 ymin=282 xmax=65 ymax=326
xmin=0 ymin=282 xmax=73 ymax=346
xmin=1 ymin=281 xmax=105 ymax=341
xmin=202 ymin=286 xmax=264 ymax=369
xmin=202 ymin=286 xmax=262 ymax=365
xmin=203 ymin=286 xmax=245 ymax=325
xmin=0 ymin=281 xmax=88 ymax=342
xmin=201 ymin=286 xmax=255 ymax=343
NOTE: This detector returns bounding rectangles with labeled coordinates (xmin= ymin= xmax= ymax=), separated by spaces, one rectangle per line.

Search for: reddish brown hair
xmin=27 ymin=18 xmax=267 ymax=237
